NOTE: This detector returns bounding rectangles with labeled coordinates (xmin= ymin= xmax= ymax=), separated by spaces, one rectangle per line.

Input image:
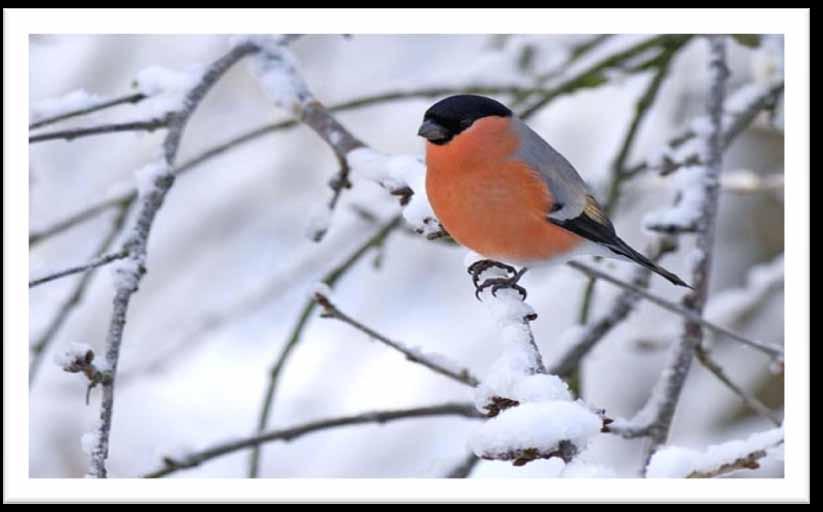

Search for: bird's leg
xmin=467 ymin=260 xmax=529 ymax=301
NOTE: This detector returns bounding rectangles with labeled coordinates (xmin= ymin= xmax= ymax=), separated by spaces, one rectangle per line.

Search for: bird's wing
xmin=510 ymin=120 xmax=691 ymax=288
xmin=511 ymin=117 xmax=592 ymax=221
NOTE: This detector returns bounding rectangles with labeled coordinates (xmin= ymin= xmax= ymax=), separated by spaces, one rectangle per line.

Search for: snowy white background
xmin=28 ymin=34 xmax=784 ymax=478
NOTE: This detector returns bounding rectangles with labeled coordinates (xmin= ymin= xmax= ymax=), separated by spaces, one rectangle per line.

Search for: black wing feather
xmin=550 ymin=208 xmax=692 ymax=289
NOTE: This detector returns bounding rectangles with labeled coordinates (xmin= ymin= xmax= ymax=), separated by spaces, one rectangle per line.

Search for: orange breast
xmin=425 ymin=116 xmax=582 ymax=264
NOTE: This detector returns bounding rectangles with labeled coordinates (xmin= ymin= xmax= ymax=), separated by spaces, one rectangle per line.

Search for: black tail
xmin=606 ymin=237 xmax=693 ymax=289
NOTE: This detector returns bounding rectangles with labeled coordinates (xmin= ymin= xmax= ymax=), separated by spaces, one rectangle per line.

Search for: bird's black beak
xmin=417 ymin=119 xmax=449 ymax=143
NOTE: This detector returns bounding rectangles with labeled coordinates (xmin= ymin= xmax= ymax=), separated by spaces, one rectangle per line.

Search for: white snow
xmin=134 ymin=159 xmax=171 ymax=198
xmin=474 ymin=373 xmax=572 ymax=413
xmin=112 ymin=257 xmax=143 ymax=293
xmin=469 ymin=401 xmax=602 ymax=460
xmin=643 ymin=165 xmax=709 ymax=231
xmin=80 ymin=431 xmax=99 ymax=456
xmin=54 ymin=342 xmax=94 ymax=371
xmin=135 ymin=66 xmax=201 ymax=98
xmin=646 ymin=426 xmax=783 ymax=478
xmin=249 ymin=45 xmax=313 ymax=116
xmin=305 ymin=207 xmax=332 ymax=242
xmin=346 ymin=148 xmax=440 ymax=237
xmin=134 ymin=66 xmax=202 ymax=117
xmin=30 ymin=89 xmax=104 ymax=124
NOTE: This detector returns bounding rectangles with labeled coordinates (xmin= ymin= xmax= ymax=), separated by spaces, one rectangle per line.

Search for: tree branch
xmin=146 ymin=402 xmax=481 ymax=478
xmin=29 ymin=249 xmax=129 ymax=288
xmin=610 ymin=37 xmax=731 ymax=469
xmin=29 ymin=116 xmax=170 ymax=143
xmin=695 ymin=346 xmax=782 ymax=426
xmin=313 ymin=292 xmax=480 ymax=387
xmin=29 ymin=203 xmax=131 ymax=383
xmin=85 ymin=41 xmax=262 ymax=479
xmin=29 ymin=92 xmax=148 ymax=130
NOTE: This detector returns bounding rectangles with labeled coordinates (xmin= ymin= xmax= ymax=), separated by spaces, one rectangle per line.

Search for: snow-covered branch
xmin=611 ymin=37 xmax=731 ymax=467
xmin=84 ymin=41 xmax=264 ymax=479
xmin=646 ymin=427 xmax=783 ymax=478
xmin=29 ymin=204 xmax=131 ymax=383
xmin=145 ymin=402 xmax=482 ymax=478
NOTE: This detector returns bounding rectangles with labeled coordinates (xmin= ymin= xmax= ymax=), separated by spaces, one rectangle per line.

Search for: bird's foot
xmin=467 ymin=260 xmax=528 ymax=301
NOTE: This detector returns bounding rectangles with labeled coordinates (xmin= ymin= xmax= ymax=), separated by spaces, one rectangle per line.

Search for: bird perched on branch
xmin=418 ymin=94 xmax=690 ymax=298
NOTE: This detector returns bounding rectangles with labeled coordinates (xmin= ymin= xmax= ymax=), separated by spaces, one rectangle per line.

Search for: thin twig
xmin=29 ymin=250 xmax=129 ymax=288
xmin=29 ymin=116 xmax=170 ymax=143
xmin=695 ymin=346 xmax=782 ymax=426
xmin=29 ymin=92 xmax=148 ymax=130
xmin=29 ymin=203 xmax=132 ymax=383
xmin=86 ymin=41 xmax=262 ymax=479
xmin=314 ymin=293 xmax=480 ymax=387
xmin=248 ymin=215 xmax=402 ymax=478
xmin=146 ymin=402 xmax=481 ymax=478
xmin=566 ymin=260 xmax=782 ymax=360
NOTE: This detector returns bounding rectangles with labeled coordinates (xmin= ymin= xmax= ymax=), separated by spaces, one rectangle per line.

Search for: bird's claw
xmin=467 ymin=260 xmax=528 ymax=301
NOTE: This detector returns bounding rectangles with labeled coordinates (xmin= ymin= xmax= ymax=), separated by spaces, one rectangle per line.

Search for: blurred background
xmin=28 ymin=34 xmax=784 ymax=478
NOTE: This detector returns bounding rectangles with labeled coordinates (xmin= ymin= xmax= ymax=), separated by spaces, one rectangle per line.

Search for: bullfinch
xmin=417 ymin=94 xmax=689 ymax=296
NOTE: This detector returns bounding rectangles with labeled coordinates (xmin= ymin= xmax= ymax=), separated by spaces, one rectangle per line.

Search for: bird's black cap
xmin=418 ymin=94 xmax=512 ymax=145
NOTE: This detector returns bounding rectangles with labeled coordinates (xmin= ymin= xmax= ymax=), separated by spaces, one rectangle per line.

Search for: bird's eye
xmin=459 ymin=119 xmax=474 ymax=129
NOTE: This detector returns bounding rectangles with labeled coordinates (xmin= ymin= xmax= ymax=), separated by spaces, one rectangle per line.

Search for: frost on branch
xmin=646 ymin=427 xmax=783 ymax=478
xmin=30 ymin=89 xmax=104 ymax=124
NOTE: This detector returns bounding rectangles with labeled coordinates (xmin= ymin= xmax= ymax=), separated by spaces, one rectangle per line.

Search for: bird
xmin=417 ymin=94 xmax=690 ymax=298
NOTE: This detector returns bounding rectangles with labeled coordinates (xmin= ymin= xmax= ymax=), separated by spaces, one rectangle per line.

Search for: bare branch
xmin=86 ymin=41 xmax=262 ymax=479
xmin=566 ymin=260 xmax=782 ymax=360
xmin=248 ymin=215 xmax=403 ymax=477
xmin=29 ymin=92 xmax=148 ymax=130
xmin=695 ymin=346 xmax=782 ymax=426
xmin=146 ymin=402 xmax=481 ymax=478
xmin=313 ymin=292 xmax=481 ymax=387
xmin=29 ymin=116 xmax=170 ymax=144
xmin=29 ymin=249 xmax=129 ymax=288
